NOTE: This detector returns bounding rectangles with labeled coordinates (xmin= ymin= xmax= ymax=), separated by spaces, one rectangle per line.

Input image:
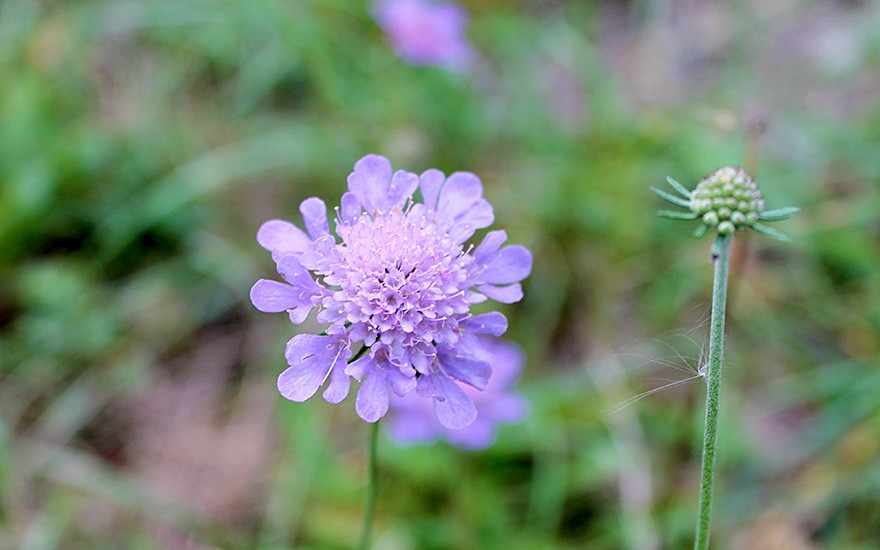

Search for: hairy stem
xmin=694 ymin=235 xmax=732 ymax=550
xmin=359 ymin=421 xmax=380 ymax=550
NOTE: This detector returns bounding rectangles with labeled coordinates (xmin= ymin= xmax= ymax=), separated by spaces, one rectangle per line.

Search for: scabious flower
xmin=386 ymin=337 xmax=528 ymax=450
xmin=250 ymin=155 xmax=531 ymax=429
xmin=373 ymin=0 xmax=476 ymax=70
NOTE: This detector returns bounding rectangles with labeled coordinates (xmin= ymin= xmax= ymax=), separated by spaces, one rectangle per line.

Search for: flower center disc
xmin=328 ymin=210 xmax=474 ymax=352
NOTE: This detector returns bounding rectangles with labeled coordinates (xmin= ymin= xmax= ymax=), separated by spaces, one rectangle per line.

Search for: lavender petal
xmin=250 ymin=279 xmax=304 ymax=313
xmin=432 ymin=374 xmax=477 ymax=429
xmin=322 ymin=359 xmax=352 ymax=404
xmin=418 ymin=168 xmax=446 ymax=210
xmin=439 ymin=352 xmax=491 ymax=391
xmin=339 ymin=191 xmax=361 ymax=224
xmin=479 ymin=245 xmax=533 ymax=285
xmin=476 ymin=283 xmax=523 ymax=304
xmin=388 ymin=170 xmax=419 ymax=210
xmin=299 ymin=197 xmax=329 ymax=240
xmin=436 ymin=172 xmax=494 ymax=240
xmin=356 ymin=371 xmax=390 ymax=422
xmin=347 ymin=154 xmax=392 ymax=214
xmin=473 ymin=230 xmax=507 ymax=264
xmin=279 ymin=334 xmax=349 ymax=402
xmin=257 ymin=219 xmax=311 ymax=262
xmin=462 ymin=312 xmax=508 ymax=336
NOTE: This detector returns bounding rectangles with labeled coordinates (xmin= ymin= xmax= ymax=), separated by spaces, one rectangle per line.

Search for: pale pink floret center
xmin=323 ymin=209 xmax=474 ymax=350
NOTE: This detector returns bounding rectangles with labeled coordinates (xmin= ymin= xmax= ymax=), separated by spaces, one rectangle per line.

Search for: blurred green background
xmin=1 ymin=0 xmax=879 ymax=548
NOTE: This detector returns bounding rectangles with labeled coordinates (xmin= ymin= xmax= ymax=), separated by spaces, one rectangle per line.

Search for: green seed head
xmin=689 ymin=167 xmax=764 ymax=234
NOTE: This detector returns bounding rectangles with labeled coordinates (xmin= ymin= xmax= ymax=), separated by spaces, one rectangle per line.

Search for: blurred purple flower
xmin=386 ymin=338 xmax=528 ymax=449
xmin=250 ymin=154 xmax=531 ymax=429
xmin=373 ymin=0 xmax=476 ymax=69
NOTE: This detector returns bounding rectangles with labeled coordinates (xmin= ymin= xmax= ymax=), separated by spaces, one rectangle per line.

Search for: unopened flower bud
xmin=718 ymin=221 xmax=735 ymax=235
xmin=689 ymin=167 xmax=764 ymax=235
xmin=656 ymin=167 xmax=796 ymax=242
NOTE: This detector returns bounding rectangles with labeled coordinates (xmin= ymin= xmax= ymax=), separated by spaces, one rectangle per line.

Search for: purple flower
xmin=386 ymin=338 xmax=528 ymax=449
xmin=373 ymin=0 xmax=476 ymax=69
xmin=251 ymin=154 xmax=531 ymax=429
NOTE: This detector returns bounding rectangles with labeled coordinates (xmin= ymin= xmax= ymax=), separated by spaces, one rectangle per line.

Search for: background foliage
xmin=1 ymin=0 xmax=879 ymax=548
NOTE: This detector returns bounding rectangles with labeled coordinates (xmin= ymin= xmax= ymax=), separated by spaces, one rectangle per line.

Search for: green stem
xmin=358 ymin=421 xmax=379 ymax=550
xmin=694 ymin=235 xmax=732 ymax=550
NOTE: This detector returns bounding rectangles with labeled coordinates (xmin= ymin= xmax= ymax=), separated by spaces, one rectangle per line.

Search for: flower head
xmin=652 ymin=167 xmax=799 ymax=242
xmin=373 ymin=0 xmax=476 ymax=69
xmin=386 ymin=338 xmax=528 ymax=450
xmin=251 ymin=155 xmax=531 ymax=429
